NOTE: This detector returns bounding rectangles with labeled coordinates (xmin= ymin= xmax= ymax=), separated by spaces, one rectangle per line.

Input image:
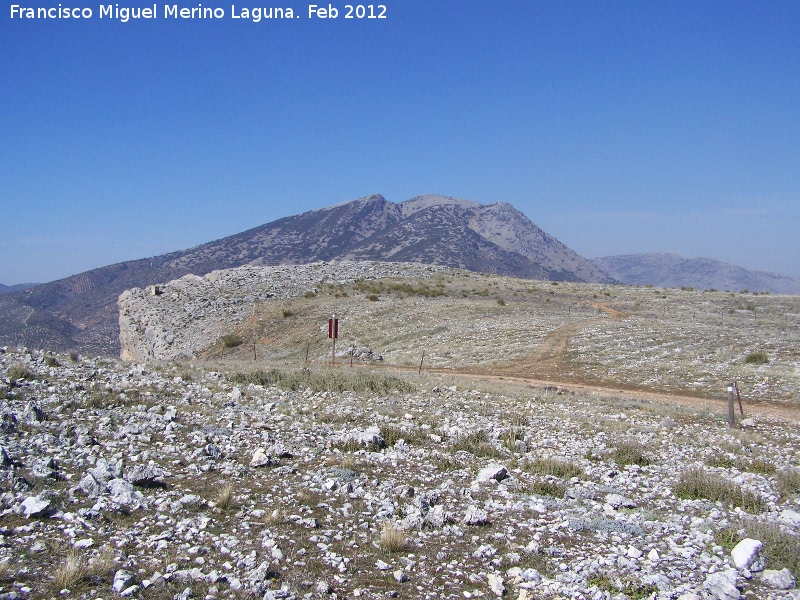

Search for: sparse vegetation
xmin=612 ymin=441 xmax=651 ymax=467
xmin=776 ymin=468 xmax=800 ymax=498
xmin=378 ymin=522 xmax=407 ymax=553
xmin=673 ymin=468 xmax=765 ymax=512
xmin=220 ymin=333 xmax=243 ymax=348
xmin=230 ymin=367 xmax=415 ymax=394
xmin=528 ymin=480 xmax=567 ymax=498
xmin=51 ymin=552 xmax=89 ymax=592
xmin=6 ymin=362 xmax=36 ymax=381
xmin=744 ymin=351 xmax=769 ymax=364
xmin=522 ymin=457 xmax=583 ymax=479
xmin=216 ymin=482 xmax=236 ymax=511
xmin=451 ymin=430 xmax=500 ymax=458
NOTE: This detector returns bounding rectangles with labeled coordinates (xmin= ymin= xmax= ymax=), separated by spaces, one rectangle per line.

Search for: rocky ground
xmin=1 ymin=347 xmax=799 ymax=600
xmin=119 ymin=262 xmax=800 ymax=405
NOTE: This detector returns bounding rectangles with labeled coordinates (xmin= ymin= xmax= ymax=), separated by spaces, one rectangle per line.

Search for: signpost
xmin=328 ymin=314 xmax=339 ymax=365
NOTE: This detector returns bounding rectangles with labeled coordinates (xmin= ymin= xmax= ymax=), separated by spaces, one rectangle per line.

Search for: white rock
xmin=647 ymin=549 xmax=660 ymax=562
xmin=476 ymin=464 xmax=508 ymax=483
xmin=627 ymin=545 xmax=643 ymax=559
xmin=704 ymin=570 xmax=740 ymax=600
xmin=761 ymin=568 xmax=796 ymax=590
xmin=19 ymin=496 xmax=50 ymax=518
xmin=393 ymin=569 xmax=408 ymax=583
xmin=113 ymin=570 xmax=136 ymax=593
xmin=376 ymin=560 xmax=391 ymax=571
xmin=487 ymin=573 xmax=505 ymax=596
xmin=779 ymin=509 xmax=800 ymax=526
xmin=73 ymin=538 xmax=94 ymax=549
xmin=250 ymin=448 xmax=272 ymax=467
xmin=731 ymin=538 xmax=765 ymax=571
xmin=463 ymin=505 xmax=489 ymax=525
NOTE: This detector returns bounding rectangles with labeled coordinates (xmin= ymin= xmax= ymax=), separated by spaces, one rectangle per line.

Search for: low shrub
xmin=220 ymin=333 xmax=243 ymax=349
xmin=744 ymin=351 xmax=769 ymax=365
xmin=451 ymin=430 xmax=500 ymax=458
xmin=612 ymin=442 xmax=651 ymax=467
xmin=776 ymin=468 xmax=800 ymax=498
xmin=6 ymin=363 xmax=36 ymax=381
xmin=674 ymin=468 xmax=764 ymax=512
xmin=230 ymin=368 xmax=415 ymax=395
xmin=523 ymin=458 xmax=583 ymax=479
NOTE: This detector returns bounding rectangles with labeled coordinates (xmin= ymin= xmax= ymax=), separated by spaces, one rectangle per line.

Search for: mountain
xmin=0 ymin=283 xmax=38 ymax=294
xmin=0 ymin=193 xmax=613 ymax=356
xmin=592 ymin=252 xmax=800 ymax=294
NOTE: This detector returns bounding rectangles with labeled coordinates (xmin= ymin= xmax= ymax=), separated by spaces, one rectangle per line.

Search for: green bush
xmin=744 ymin=352 xmax=769 ymax=365
xmin=612 ymin=442 xmax=651 ymax=467
xmin=6 ymin=363 xmax=36 ymax=381
xmin=777 ymin=468 xmax=800 ymax=498
xmin=230 ymin=368 xmax=415 ymax=395
xmin=523 ymin=457 xmax=583 ymax=479
xmin=221 ymin=333 xmax=243 ymax=348
xmin=451 ymin=430 xmax=500 ymax=458
xmin=674 ymin=468 xmax=764 ymax=512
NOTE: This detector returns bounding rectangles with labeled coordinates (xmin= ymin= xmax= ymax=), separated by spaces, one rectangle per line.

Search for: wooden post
xmin=305 ymin=341 xmax=310 ymax=364
xmin=253 ymin=341 xmax=257 ymax=361
xmin=735 ymin=381 xmax=743 ymax=416
xmin=418 ymin=351 xmax=425 ymax=374
xmin=728 ymin=383 xmax=736 ymax=428
xmin=350 ymin=348 xmax=354 ymax=367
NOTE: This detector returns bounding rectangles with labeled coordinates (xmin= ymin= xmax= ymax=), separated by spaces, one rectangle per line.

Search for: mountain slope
xmin=0 ymin=283 xmax=38 ymax=294
xmin=0 ymin=193 xmax=612 ymax=355
xmin=592 ymin=252 xmax=800 ymax=294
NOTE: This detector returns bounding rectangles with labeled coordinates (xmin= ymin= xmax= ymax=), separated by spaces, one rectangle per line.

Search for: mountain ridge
xmin=592 ymin=251 xmax=800 ymax=294
xmin=0 ymin=194 xmax=612 ymax=356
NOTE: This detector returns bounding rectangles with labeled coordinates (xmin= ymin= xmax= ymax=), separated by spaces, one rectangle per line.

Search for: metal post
xmin=419 ymin=351 xmax=425 ymax=374
xmin=305 ymin=341 xmax=309 ymax=364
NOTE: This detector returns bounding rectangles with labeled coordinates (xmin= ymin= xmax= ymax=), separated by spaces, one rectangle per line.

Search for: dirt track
xmin=440 ymin=301 xmax=800 ymax=423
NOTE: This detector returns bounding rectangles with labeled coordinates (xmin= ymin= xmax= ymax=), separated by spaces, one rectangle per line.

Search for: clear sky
xmin=2 ymin=0 xmax=798 ymax=284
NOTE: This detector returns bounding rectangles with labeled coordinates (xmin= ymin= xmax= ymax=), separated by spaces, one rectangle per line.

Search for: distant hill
xmin=0 ymin=194 xmax=614 ymax=356
xmin=592 ymin=252 xmax=800 ymax=294
xmin=0 ymin=283 xmax=38 ymax=294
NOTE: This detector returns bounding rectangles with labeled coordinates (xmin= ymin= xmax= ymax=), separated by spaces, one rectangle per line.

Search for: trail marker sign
xmin=328 ymin=316 xmax=339 ymax=339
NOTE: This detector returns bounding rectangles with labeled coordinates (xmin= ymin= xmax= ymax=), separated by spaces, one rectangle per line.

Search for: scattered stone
xmin=704 ymin=570 xmax=741 ymax=600
xmin=113 ymin=570 xmax=136 ymax=593
xmin=19 ymin=495 xmax=50 ymax=518
xmin=731 ymin=538 xmax=765 ymax=572
xmin=463 ymin=505 xmax=489 ymax=526
xmin=476 ymin=464 xmax=509 ymax=483
xmin=761 ymin=568 xmax=796 ymax=590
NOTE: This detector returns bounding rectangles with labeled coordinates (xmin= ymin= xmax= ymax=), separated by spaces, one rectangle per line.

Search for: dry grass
xmin=52 ymin=551 xmax=88 ymax=591
xmin=673 ymin=467 xmax=765 ymax=512
xmin=378 ymin=522 xmax=407 ymax=553
xmin=6 ymin=363 xmax=36 ymax=381
xmin=0 ymin=559 xmax=10 ymax=581
xmin=522 ymin=457 xmax=583 ymax=479
xmin=451 ymin=430 xmax=500 ymax=458
xmin=777 ymin=468 xmax=800 ymax=498
xmin=612 ymin=441 xmax=651 ymax=467
xmin=215 ymin=483 xmax=236 ymax=511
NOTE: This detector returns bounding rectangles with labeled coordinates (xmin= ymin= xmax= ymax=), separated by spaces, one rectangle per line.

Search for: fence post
xmin=728 ymin=383 xmax=735 ymax=428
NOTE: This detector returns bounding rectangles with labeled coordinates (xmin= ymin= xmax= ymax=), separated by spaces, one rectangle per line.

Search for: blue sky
xmin=2 ymin=1 xmax=798 ymax=284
